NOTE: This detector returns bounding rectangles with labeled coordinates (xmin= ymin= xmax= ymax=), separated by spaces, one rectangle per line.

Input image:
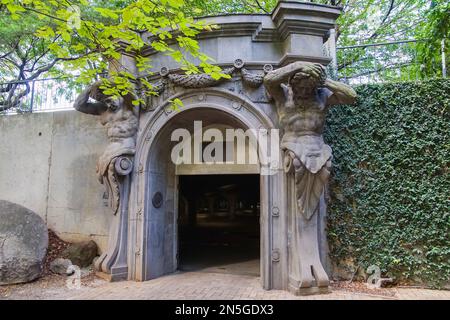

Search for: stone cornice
xmin=140 ymin=16 xmax=279 ymax=56
xmin=141 ymin=1 xmax=341 ymax=56
xmin=272 ymin=1 xmax=342 ymax=40
xmin=279 ymin=54 xmax=331 ymax=66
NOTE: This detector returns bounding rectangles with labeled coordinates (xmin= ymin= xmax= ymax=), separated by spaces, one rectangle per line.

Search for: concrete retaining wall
xmin=0 ymin=111 xmax=111 ymax=252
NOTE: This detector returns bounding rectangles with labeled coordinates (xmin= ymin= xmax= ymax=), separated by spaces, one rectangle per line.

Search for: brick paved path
xmin=70 ymin=271 xmax=450 ymax=300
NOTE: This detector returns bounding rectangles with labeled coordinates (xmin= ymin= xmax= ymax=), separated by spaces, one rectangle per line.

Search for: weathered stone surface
xmin=0 ymin=200 xmax=48 ymax=285
xmin=264 ymin=61 xmax=357 ymax=294
xmin=331 ymin=259 xmax=359 ymax=281
xmin=62 ymin=240 xmax=98 ymax=268
xmin=2 ymin=0 xmax=354 ymax=296
xmin=0 ymin=111 xmax=111 ymax=253
xmin=73 ymin=82 xmax=137 ymax=277
xmin=49 ymin=258 xmax=73 ymax=275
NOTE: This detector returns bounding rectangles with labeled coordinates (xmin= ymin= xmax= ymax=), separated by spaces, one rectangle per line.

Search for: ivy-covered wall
xmin=324 ymin=79 xmax=449 ymax=287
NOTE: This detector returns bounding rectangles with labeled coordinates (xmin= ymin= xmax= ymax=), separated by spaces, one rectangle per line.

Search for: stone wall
xmin=0 ymin=111 xmax=111 ymax=252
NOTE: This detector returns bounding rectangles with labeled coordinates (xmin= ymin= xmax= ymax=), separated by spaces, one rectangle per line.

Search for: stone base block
xmin=95 ymin=271 xmax=112 ymax=282
xmin=288 ymin=284 xmax=331 ymax=296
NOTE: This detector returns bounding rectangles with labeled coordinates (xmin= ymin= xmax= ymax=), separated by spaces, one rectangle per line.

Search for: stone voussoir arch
xmin=136 ymin=87 xmax=276 ymax=159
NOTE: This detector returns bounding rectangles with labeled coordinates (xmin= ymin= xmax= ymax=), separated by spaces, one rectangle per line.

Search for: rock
xmin=331 ymin=258 xmax=359 ymax=281
xmin=49 ymin=258 xmax=73 ymax=275
xmin=62 ymin=240 xmax=98 ymax=268
xmin=0 ymin=200 xmax=48 ymax=285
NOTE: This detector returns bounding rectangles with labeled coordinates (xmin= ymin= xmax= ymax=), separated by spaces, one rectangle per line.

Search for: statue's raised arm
xmin=323 ymin=78 xmax=357 ymax=106
xmin=73 ymin=81 xmax=108 ymax=115
xmin=264 ymin=61 xmax=325 ymax=103
xmin=73 ymin=79 xmax=139 ymax=277
xmin=264 ymin=61 xmax=356 ymax=108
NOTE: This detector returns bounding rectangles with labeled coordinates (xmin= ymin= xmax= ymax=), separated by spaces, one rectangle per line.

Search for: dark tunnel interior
xmin=178 ymin=174 xmax=260 ymax=276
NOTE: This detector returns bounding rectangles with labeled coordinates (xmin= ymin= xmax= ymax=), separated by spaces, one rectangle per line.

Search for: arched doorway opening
xmin=144 ymin=107 xmax=263 ymax=278
xmin=178 ymin=174 xmax=260 ymax=276
xmin=131 ymin=89 xmax=286 ymax=290
xmin=174 ymin=120 xmax=262 ymax=275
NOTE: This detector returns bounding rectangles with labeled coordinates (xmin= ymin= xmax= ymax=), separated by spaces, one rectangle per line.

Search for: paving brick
xmin=64 ymin=271 xmax=450 ymax=300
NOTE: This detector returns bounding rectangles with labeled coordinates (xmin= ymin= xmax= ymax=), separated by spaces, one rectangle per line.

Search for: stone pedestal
xmin=287 ymin=175 xmax=330 ymax=295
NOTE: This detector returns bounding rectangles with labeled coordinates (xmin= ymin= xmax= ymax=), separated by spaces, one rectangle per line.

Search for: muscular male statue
xmin=264 ymin=62 xmax=356 ymax=219
xmin=264 ymin=61 xmax=356 ymax=294
xmin=74 ymin=81 xmax=139 ymax=277
xmin=73 ymin=81 xmax=138 ymax=214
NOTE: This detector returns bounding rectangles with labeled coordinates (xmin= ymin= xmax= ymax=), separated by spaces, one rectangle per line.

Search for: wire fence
xmin=333 ymin=39 xmax=447 ymax=84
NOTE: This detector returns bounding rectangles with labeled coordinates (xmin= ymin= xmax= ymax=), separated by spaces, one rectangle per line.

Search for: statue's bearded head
xmin=289 ymin=64 xmax=326 ymax=98
xmin=89 ymin=82 xmax=124 ymax=111
xmin=102 ymin=96 xmax=123 ymax=112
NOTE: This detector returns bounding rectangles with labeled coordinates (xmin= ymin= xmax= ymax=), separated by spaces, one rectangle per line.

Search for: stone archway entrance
xmin=73 ymin=1 xmax=354 ymax=296
xmin=129 ymin=89 xmax=286 ymax=290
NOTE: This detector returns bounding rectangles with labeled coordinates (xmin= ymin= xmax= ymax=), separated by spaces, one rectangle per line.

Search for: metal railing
xmin=1 ymin=37 xmax=447 ymax=114
xmin=0 ymin=77 xmax=82 ymax=115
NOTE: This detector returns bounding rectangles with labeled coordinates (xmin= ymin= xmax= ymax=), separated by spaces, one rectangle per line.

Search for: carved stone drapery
xmin=264 ymin=61 xmax=357 ymax=295
xmin=283 ymin=149 xmax=331 ymax=220
xmin=95 ymin=155 xmax=133 ymax=279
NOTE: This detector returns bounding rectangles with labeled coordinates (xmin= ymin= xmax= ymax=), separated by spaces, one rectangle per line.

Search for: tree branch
xmin=253 ymin=0 xmax=269 ymax=14
xmin=0 ymin=51 xmax=95 ymax=112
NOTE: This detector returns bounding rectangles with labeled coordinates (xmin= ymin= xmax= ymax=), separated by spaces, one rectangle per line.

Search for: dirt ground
xmin=0 ymin=268 xmax=107 ymax=300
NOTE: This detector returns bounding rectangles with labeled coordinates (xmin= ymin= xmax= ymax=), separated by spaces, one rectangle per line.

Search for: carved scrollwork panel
xmin=115 ymin=156 xmax=133 ymax=176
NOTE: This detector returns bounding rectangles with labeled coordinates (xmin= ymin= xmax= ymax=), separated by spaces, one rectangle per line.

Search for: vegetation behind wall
xmin=324 ymin=79 xmax=450 ymax=287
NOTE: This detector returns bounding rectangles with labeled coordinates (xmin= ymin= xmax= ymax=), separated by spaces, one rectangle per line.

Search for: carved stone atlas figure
xmin=264 ymin=61 xmax=357 ymax=294
xmin=73 ymin=81 xmax=138 ymax=277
